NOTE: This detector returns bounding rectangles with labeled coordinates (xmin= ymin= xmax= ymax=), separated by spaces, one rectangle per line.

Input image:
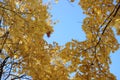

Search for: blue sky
xmin=43 ymin=0 xmax=120 ymax=79
xmin=44 ymin=0 xmax=86 ymax=45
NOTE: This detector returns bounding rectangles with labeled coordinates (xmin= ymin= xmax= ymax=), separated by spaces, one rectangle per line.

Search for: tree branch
xmin=0 ymin=56 xmax=9 ymax=79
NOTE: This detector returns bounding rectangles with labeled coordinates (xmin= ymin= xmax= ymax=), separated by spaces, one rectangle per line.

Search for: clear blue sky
xmin=43 ymin=0 xmax=120 ymax=79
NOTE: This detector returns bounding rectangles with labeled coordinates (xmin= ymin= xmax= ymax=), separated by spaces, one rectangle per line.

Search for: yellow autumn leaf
xmin=14 ymin=54 xmax=18 ymax=59
xmin=55 ymin=0 xmax=58 ymax=3
xmin=94 ymin=8 xmax=101 ymax=15
xmin=87 ymin=33 xmax=92 ymax=39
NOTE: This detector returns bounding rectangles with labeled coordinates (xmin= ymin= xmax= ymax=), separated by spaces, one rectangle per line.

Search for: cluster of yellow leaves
xmin=59 ymin=0 xmax=119 ymax=79
xmin=0 ymin=0 xmax=67 ymax=79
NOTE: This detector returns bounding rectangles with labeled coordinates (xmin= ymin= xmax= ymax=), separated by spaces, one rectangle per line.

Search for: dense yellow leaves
xmin=0 ymin=0 xmax=55 ymax=79
xmin=0 ymin=0 xmax=120 ymax=80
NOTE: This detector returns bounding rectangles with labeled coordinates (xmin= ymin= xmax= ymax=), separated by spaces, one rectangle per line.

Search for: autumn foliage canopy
xmin=0 ymin=0 xmax=120 ymax=80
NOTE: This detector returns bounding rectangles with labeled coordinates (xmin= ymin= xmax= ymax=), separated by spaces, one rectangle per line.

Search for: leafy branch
xmin=96 ymin=2 xmax=120 ymax=47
